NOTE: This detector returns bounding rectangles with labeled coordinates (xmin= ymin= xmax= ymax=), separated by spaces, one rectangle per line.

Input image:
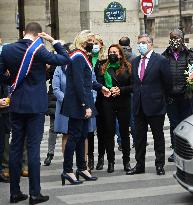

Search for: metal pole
xmin=179 ymin=0 xmax=184 ymax=35
xmin=18 ymin=0 xmax=25 ymax=39
xmin=144 ymin=15 xmax=147 ymax=33
xmin=50 ymin=0 xmax=59 ymax=39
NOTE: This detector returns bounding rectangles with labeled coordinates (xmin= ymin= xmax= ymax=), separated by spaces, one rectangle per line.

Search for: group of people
xmin=0 ymin=21 xmax=193 ymax=205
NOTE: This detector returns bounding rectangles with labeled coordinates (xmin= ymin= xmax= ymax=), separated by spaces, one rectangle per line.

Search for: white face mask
xmin=92 ymin=44 xmax=100 ymax=54
xmin=137 ymin=43 xmax=149 ymax=55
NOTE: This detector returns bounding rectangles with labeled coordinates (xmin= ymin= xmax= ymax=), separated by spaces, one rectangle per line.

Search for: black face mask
xmin=108 ymin=54 xmax=119 ymax=63
xmin=85 ymin=42 xmax=93 ymax=53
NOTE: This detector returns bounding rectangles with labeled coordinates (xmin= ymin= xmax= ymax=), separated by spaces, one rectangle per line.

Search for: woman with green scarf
xmin=99 ymin=44 xmax=132 ymax=173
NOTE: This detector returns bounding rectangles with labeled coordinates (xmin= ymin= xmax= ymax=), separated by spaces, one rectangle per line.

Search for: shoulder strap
xmin=10 ymin=37 xmax=44 ymax=95
xmin=70 ymin=50 xmax=92 ymax=71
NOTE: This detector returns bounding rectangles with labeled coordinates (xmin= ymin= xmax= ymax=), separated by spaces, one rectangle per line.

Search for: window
xmin=182 ymin=16 xmax=193 ymax=34
xmin=147 ymin=19 xmax=155 ymax=37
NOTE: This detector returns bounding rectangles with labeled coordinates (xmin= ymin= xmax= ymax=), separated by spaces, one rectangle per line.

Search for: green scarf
xmin=104 ymin=62 xmax=120 ymax=89
xmin=92 ymin=53 xmax=99 ymax=69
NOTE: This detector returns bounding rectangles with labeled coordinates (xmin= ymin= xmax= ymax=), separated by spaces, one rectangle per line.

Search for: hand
xmin=101 ymin=86 xmax=111 ymax=97
xmin=110 ymin=86 xmax=120 ymax=97
xmin=85 ymin=108 xmax=92 ymax=118
xmin=4 ymin=69 xmax=10 ymax=77
xmin=46 ymin=64 xmax=51 ymax=71
xmin=0 ymin=98 xmax=9 ymax=108
xmin=38 ymin=32 xmax=55 ymax=43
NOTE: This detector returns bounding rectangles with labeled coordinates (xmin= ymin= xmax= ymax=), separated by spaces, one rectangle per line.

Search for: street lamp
xmin=17 ymin=0 xmax=25 ymax=39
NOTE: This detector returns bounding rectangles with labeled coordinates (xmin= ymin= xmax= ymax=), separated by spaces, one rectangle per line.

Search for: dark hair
xmin=25 ymin=22 xmax=42 ymax=36
xmin=101 ymin=44 xmax=131 ymax=75
xmin=119 ymin=37 xmax=130 ymax=46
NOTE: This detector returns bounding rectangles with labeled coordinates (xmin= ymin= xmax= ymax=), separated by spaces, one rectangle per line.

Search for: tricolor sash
xmin=10 ymin=37 xmax=44 ymax=94
xmin=70 ymin=50 xmax=92 ymax=71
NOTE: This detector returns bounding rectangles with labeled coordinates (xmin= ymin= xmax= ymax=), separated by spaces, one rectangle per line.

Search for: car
xmin=173 ymin=115 xmax=193 ymax=193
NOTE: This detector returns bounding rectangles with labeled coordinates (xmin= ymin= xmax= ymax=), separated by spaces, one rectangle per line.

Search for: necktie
xmin=140 ymin=56 xmax=146 ymax=81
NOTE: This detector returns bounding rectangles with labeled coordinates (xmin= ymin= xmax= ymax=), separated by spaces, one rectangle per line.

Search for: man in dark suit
xmin=126 ymin=34 xmax=172 ymax=176
xmin=0 ymin=22 xmax=71 ymax=204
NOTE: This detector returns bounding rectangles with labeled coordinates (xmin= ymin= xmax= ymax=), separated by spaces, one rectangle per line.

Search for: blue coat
xmin=61 ymin=50 xmax=103 ymax=119
xmin=132 ymin=51 xmax=172 ymax=116
xmin=52 ymin=66 xmax=69 ymax=134
xmin=0 ymin=39 xmax=71 ymax=113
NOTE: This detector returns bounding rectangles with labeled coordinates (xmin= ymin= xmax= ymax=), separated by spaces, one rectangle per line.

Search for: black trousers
xmin=63 ymin=118 xmax=88 ymax=173
xmin=87 ymin=132 xmax=94 ymax=158
xmin=135 ymin=107 xmax=165 ymax=168
xmin=103 ymin=99 xmax=130 ymax=164
xmin=95 ymin=100 xmax=106 ymax=158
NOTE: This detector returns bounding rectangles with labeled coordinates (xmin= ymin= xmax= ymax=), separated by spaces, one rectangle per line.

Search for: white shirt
xmin=138 ymin=50 xmax=154 ymax=77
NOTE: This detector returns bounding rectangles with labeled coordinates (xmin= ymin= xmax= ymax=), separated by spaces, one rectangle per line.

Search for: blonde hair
xmin=95 ymin=33 xmax=106 ymax=60
xmin=71 ymin=30 xmax=95 ymax=53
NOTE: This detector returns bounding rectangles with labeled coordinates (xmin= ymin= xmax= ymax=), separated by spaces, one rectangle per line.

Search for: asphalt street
xmin=0 ymin=116 xmax=193 ymax=205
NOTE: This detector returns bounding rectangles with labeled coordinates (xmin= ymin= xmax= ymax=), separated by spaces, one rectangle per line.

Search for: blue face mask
xmin=137 ymin=43 xmax=149 ymax=55
xmin=92 ymin=44 xmax=100 ymax=54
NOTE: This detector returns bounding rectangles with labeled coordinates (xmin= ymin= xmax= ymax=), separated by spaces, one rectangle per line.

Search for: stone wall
xmin=0 ymin=0 xmax=18 ymax=42
xmin=81 ymin=0 xmax=140 ymax=51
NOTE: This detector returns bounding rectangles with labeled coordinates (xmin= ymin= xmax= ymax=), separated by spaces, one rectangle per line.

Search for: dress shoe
xmin=76 ymin=170 xmax=97 ymax=181
xmin=61 ymin=173 xmax=83 ymax=185
xmin=124 ymin=162 xmax=131 ymax=172
xmin=0 ymin=172 xmax=9 ymax=183
xmin=156 ymin=166 xmax=165 ymax=175
xmin=21 ymin=170 xmax=29 ymax=177
xmin=10 ymin=192 xmax=28 ymax=203
xmin=168 ymin=154 xmax=174 ymax=162
xmin=44 ymin=153 xmax=54 ymax=166
xmin=29 ymin=194 xmax=49 ymax=205
xmin=126 ymin=165 xmax=145 ymax=175
xmin=88 ymin=157 xmax=94 ymax=170
xmin=107 ymin=163 xmax=114 ymax=173
xmin=96 ymin=156 xmax=104 ymax=170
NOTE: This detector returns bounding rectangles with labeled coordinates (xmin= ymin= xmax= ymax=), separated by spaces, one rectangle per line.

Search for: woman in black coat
xmin=98 ymin=44 xmax=132 ymax=173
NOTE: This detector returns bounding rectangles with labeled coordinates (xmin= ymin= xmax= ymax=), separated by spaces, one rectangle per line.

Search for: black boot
xmin=88 ymin=156 xmax=94 ymax=170
xmin=124 ymin=162 xmax=131 ymax=172
xmin=107 ymin=162 xmax=114 ymax=173
xmin=96 ymin=156 xmax=104 ymax=170
xmin=44 ymin=153 xmax=54 ymax=166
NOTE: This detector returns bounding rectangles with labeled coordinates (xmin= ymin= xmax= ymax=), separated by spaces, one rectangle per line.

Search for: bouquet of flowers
xmin=185 ymin=64 xmax=193 ymax=90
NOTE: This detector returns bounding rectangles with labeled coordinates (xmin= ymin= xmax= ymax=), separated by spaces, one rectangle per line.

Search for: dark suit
xmin=132 ymin=51 xmax=172 ymax=168
xmin=0 ymin=39 xmax=71 ymax=196
xmin=61 ymin=50 xmax=102 ymax=173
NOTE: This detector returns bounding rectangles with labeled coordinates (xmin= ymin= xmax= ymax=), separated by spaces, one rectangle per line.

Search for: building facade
xmin=140 ymin=0 xmax=193 ymax=50
xmin=0 ymin=0 xmax=140 ymax=50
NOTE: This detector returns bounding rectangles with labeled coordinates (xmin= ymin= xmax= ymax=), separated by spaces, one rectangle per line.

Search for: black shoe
xmin=156 ymin=166 xmax=165 ymax=175
xmin=118 ymin=144 xmax=122 ymax=151
xmin=76 ymin=170 xmax=97 ymax=181
xmin=0 ymin=173 xmax=9 ymax=183
xmin=168 ymin=154 xmax=174 ymax=162
xmin=61 ymin=173 xmax=83 ymax=185
xmin=88 ymin=157 xmax=94 ymax=170
xmin=44 ymin=153 xmax=54 ymax=166
xmin=126 ymin=165 xmax=145 ymax=175
xmin=107 ymin=163 xmax=114 ymax=173
xmin=96 ymin=156 xmax=104 ymax=170
xmin=10 ymin=192 xmax=28 ymax=203
xmin=124 ymin=162 xmax=131 ymax=172
xmin=29 ymin=194 xmax=49 ymax=205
